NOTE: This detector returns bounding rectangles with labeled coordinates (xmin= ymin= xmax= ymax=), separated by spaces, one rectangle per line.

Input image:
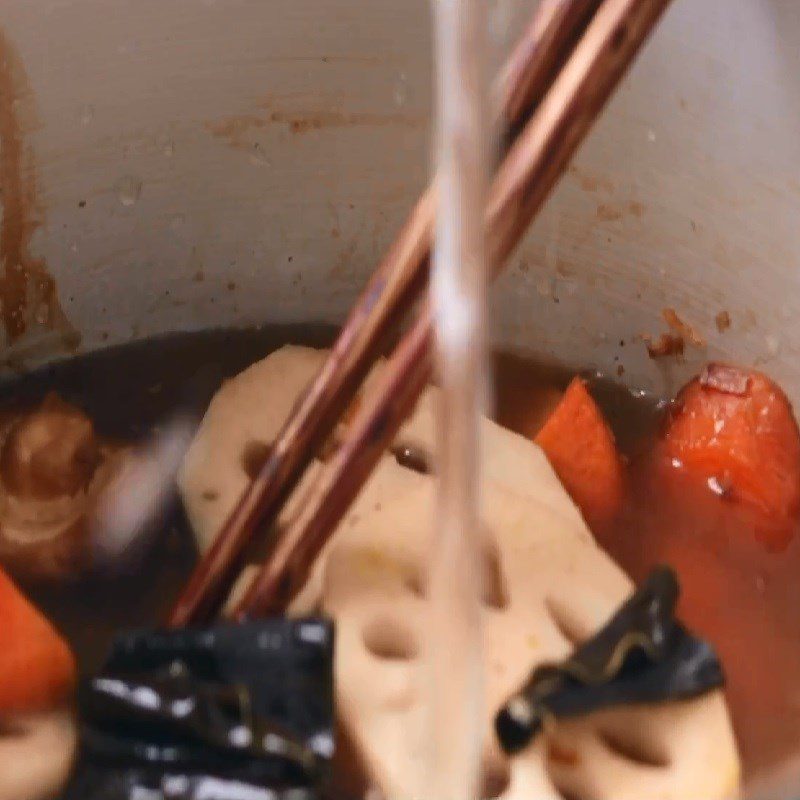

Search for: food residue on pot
xmin=0 ymin=29 xmax=78 ymax=358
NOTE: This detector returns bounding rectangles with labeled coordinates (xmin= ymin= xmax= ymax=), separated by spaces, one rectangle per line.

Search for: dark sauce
xmin=1 ymin=329 xmax=797 ymax=784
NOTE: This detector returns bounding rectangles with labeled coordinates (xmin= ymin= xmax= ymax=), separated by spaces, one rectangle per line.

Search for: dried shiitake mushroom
xmin=0 ymin=394 xmax=130 ymax=581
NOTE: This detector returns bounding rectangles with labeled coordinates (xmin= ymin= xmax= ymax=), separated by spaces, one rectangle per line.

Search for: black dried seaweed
xmin=495 ymin=566 xmax=725 ymax=754
xmin=62 ymin=618 xmax=334 ymax=799
xmin=64 ymin=768 xmax=319 ymax=800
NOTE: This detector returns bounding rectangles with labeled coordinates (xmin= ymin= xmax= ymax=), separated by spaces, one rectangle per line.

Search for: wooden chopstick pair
xmin=168 ymin=0 xmax=673 ymax=628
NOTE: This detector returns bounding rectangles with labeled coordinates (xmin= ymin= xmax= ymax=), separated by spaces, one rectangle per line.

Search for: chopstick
xmin=234 ymin=0 xmax=674 ymax=618
xmin=168 ymin=0 xmax=604 ymax=628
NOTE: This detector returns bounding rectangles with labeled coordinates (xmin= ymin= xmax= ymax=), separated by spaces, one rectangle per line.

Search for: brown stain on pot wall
xmin=662 ymin=307 xmax=705 ymax=348
xmin=595 ymin=203 xmax=623 ymax=222
xmin=267 ymin=109 xmax=423 ymax=134
xmin=206 ymin=98 xmax=424 ymax=153
xmin=0 ymin=29 xmax=76 ymax=348
xmin=568 ymin=164 xmax=614 ymax=194
xmin=628 ymin=200 xmax=645 ymax=218
xmin=205 ymin=115 xmax=265 ymax=151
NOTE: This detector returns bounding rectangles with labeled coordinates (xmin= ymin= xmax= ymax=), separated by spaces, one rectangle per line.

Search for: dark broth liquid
xmin=2 ymin=330 xmax=797 ymax=784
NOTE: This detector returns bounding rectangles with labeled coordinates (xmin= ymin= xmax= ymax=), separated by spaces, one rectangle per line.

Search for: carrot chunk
xmin=0 ymin=569 xmax=76 ymax=713
xmin=535 ymin=377 xmax=625 ymax=533
xmin=661 ymin=363 xmax=800 ymax=550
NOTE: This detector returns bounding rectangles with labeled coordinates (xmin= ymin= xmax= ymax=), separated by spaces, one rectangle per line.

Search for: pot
xmin=1 ymin=0 xmax=799 ymax=792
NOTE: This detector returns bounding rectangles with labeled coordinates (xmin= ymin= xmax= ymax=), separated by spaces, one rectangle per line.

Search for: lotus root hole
xmin=553 ymin=784 xmax=587 ymax=800
xmin=241 ymin=440 xmax=272 ymax=480
xmin=391 ymin=443 xmax=433 ymax=474
xmin=599 ymin=727 xmax=670 ymax=769
xmin=403 ymin=567 xmax=426 ymax=598
xmin=481 ymin=538 xmax=510 ymax=610
xmin=362 ymin=617 xmax=419 ymax=661
xmin=479 ymin=754 xmax=512 ymax=799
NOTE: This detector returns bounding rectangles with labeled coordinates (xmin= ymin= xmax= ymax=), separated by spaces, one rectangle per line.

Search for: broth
xmin=0 ymin=329 xmax=796 ymax=786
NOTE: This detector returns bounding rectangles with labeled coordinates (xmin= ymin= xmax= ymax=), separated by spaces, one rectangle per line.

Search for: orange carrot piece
xmin=0 ymin=569 xmax=76 ymax=713
xmin=535 ymin=377 xmax=625 ymax=533
xmin=661 ymin=363 xmax=800 ymax=551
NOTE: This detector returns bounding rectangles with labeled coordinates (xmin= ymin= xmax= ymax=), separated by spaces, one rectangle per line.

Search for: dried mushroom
xmin=0 ymin=393 xmax=130 ymax=580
